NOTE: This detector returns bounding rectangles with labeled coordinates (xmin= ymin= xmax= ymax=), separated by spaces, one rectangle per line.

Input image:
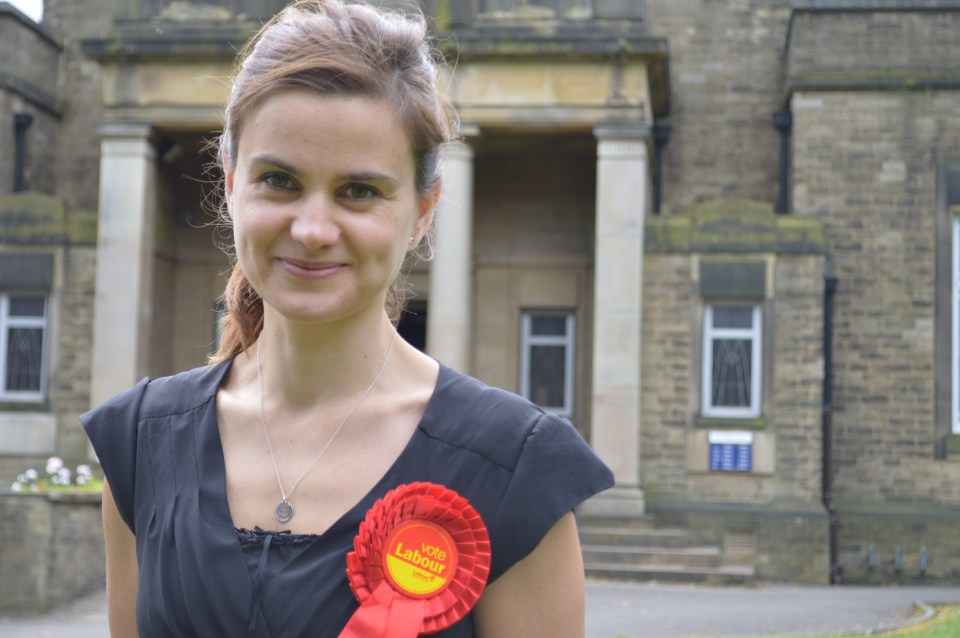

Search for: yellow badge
xmin=383 ymin=520 xmax=458 ymax=598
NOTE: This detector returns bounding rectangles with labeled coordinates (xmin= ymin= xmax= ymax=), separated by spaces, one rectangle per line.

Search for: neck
xmin=256 ymin=308 xmax=397 ymax=410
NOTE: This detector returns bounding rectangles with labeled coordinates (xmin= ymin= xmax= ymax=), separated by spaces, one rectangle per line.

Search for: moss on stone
xmin=694 ymin=416 xmax=768 ymax=430
xmin=789 ymin=69 xmax=960 ymax=91
xmin=0 ymin=192 xmax=97 ymax=245
xmin=646 ymin=197 xmax=825 ymax=254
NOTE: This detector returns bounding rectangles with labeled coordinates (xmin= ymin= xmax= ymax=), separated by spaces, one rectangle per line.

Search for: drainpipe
xmin=773 ymin=108 xmax=791 ymax=214
xmin=14 ymin=113 xmax=33 ymax=192
xmin=822 ymin=265 xmax=842 ymax=584
xmin=652 ymin=122 xmax=671 ymax=215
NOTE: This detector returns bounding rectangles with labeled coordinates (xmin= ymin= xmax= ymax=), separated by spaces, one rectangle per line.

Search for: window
xmin=520 ymin=311 xmax=575 ymax=417
xmin=702 ymin=304 xmax=762 ymax=418
xmin=0 ymin=293 xmax=47 ymax=402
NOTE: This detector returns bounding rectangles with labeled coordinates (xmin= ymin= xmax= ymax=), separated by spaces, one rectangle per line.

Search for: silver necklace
xmin=256 ymin=331 xmax=397 ymax=524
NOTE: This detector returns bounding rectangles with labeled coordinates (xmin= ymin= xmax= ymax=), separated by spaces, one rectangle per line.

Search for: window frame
xmin=519 ymin=310 xmax=575 ymax=417
xmin=701 ymin=303 xmax=763 ymax=419
xmin=0 ymin=292 xmax=49 ymax=403
xmin=953 ymin=217 xmax=960 ymax=434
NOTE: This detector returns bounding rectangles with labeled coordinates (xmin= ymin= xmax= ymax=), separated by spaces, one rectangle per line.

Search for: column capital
xmin=594 ymin=122 xmax=651 ymax=160
xmin=98 ymin=121 xmax=155 ymax=140
xmin=593 ymin=121 xmax=651 ymax=141
xmin=99 ymin=122 xmax=157 ymax=159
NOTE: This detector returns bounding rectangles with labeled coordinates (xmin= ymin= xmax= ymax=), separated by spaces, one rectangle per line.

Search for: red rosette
xmin=340 ymin=482 xmax=491 ymax=637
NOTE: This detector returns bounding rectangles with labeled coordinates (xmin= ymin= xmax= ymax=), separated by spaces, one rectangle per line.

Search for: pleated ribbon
xmin=341 ymin=483 xmax=491 ymax=637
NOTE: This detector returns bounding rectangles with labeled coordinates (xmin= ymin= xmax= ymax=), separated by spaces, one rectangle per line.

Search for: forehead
xmin=235 ymin=89 xmax=415 ymax=172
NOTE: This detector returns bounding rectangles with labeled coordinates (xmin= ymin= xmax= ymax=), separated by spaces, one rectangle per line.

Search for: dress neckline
xmin=207 ymin=354 xmax=449 ymax=537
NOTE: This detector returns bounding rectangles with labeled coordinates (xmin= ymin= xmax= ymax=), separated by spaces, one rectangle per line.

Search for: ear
xmin=413 ymin=181 xmax=441 ymax=243
xmin=222 ymin=152 xmax=235 ymax=218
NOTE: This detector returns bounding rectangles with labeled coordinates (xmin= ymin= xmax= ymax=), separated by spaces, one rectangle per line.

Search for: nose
xmin=289 ymin=193 xmax=340 ymax=249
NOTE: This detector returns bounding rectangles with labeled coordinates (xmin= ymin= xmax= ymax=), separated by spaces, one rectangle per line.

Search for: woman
xmin=83 ymin=1 xmax=613 ymax=636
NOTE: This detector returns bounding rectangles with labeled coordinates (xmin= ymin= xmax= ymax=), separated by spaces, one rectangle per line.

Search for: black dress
xmin=82 ymin=358 xmax=614 ymax=637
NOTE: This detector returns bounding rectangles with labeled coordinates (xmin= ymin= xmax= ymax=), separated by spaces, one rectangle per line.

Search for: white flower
xmin=25 ymin=468 xmax=38 ymax=480
xmin=57 ymin=468 xmax=72 ymax=484
xmin=11 ymin=482 xmax=22 ymax=492
xmin=77 ymin=475 xmax=89 ymax=486
xmin=17 ymin=474 xmax=26 ymax=484
xmin=46 ymin=456 xmax=64 ymax=474
xmin=77 ymin=465 xmax=93 ymax=478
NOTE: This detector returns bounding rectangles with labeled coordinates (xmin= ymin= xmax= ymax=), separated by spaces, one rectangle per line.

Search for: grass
xmin=768 ymin=605 xmax=960 ymax=638
xmin=607 ymin=605 xmax=960 ymax=638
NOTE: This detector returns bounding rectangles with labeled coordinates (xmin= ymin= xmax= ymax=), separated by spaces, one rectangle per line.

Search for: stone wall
xmin=792 ymin=89 xmax=960 ymax=505
xmin=641 ymin=201 xmax=825 ymax=508
xmin=643 ymin=0 xmax=793 ymax=215
xmin=837 ymin=509 xmax=960 ymax=584
xmin=650 ymin=504 xmax=831 ymax=584
xmin=787 ymin=4 xmax=960 ymax=582
xmin=0 ymin=193 xmax=98 ymax=475
xmin=0 ymin=493 xmax=105 ymax=613
xmin=43 ymin=0 xmax=115 ymax=211
xmin=0 ymin=4 xmax=61 ymax=196
xmin=788 ymin=6 xmax=960 ymax=82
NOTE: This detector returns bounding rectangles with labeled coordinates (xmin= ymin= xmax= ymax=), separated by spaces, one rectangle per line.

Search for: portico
xmin=85 ymin=27 xmax=667 ymax=515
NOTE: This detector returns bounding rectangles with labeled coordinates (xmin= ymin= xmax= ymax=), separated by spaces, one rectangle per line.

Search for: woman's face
xmin=225 ymin=89 xmax=436 ymax=327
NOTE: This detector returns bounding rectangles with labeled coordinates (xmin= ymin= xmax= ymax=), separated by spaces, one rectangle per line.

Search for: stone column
xmin=90 ymin=123 xmax=157 ymax=407
xmin=584 ymin=123 xmax=651 ymax=517
xmin=426 ymin=134 xmax=476 ymax=372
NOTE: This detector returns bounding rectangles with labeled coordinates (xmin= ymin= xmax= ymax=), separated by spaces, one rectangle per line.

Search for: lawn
xmin=784 ymin=605 xmax=960 ymax=638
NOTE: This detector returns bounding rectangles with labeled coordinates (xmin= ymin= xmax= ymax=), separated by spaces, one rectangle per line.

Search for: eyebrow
xmin=248 ymin=155 xmax=400 ymax=186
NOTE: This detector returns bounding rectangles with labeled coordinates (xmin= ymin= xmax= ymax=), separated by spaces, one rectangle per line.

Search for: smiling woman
xmin=80 ymin=1 xmax=613 ymax=637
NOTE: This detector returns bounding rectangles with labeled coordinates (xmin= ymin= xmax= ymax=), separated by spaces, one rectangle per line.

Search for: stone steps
xmin=578 ymin=517 xmax=756 ymax=585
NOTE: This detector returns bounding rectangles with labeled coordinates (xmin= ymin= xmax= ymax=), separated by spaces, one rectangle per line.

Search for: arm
xmin=473 ymin=512 xmax=586 ymax=638
xmin=102 ymin=479 xmax=140 ymax=638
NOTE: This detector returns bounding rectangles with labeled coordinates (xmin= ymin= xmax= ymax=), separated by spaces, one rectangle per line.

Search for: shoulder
xmin=82 ymin=358 xmax=233 ymax=430
xmin=418 ymin=365 xmax=571 ymax=471
xmin=136 ymin=360 xmax=232 ymax=420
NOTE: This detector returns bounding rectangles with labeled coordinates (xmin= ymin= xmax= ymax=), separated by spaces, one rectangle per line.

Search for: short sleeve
xmin=80 ymin=378 xmax=150 ymax=534
xmin=487 ymin=413 xmax=613 ymax=581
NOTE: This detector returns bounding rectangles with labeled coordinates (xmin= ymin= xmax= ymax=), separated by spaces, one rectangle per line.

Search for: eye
xmin=341 ymin=183 xmax=380 ymax=201
xmin=261 ymin=172 xmax=296 ymax=191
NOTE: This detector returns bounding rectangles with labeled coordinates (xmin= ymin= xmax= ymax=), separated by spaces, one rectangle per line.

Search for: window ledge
xmin=695 ymin=416 xmax=767 ymax=430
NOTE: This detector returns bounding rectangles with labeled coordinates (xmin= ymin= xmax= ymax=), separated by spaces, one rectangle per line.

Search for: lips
xmin=277 ymin=257 xmax=347 ymax=278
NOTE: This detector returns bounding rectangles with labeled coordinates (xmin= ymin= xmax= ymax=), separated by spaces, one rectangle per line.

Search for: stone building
xmin=0 ymin=0 xmax=958 ymax=584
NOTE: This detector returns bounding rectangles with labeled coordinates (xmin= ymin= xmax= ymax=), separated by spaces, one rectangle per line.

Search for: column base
xmin=577 ymin=485 xmax=645 ymax=518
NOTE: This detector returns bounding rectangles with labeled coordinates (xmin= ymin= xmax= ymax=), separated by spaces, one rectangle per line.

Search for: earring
xmin=409 ymin=236 xmax=416 ymax=245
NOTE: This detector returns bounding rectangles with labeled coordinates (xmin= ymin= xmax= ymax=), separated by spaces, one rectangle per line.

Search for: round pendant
xmin=275 ymin=499 xmax=294 ymax=523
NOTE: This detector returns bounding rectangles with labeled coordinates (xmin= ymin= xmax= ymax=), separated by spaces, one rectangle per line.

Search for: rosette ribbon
xmin=341 ymin=482 xmax=491 ymax=637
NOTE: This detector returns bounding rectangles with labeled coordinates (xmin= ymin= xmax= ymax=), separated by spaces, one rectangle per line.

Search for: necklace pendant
xmin=275 ymin=499 xmax=294 ymax=523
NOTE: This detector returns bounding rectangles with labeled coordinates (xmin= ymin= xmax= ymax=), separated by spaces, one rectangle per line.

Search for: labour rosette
xmin=340 ymin=482 xmax=491 ymax=637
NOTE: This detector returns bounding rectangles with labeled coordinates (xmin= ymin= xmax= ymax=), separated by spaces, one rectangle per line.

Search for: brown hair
xmin=210 ymin=0 xmax=455 ymax=363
